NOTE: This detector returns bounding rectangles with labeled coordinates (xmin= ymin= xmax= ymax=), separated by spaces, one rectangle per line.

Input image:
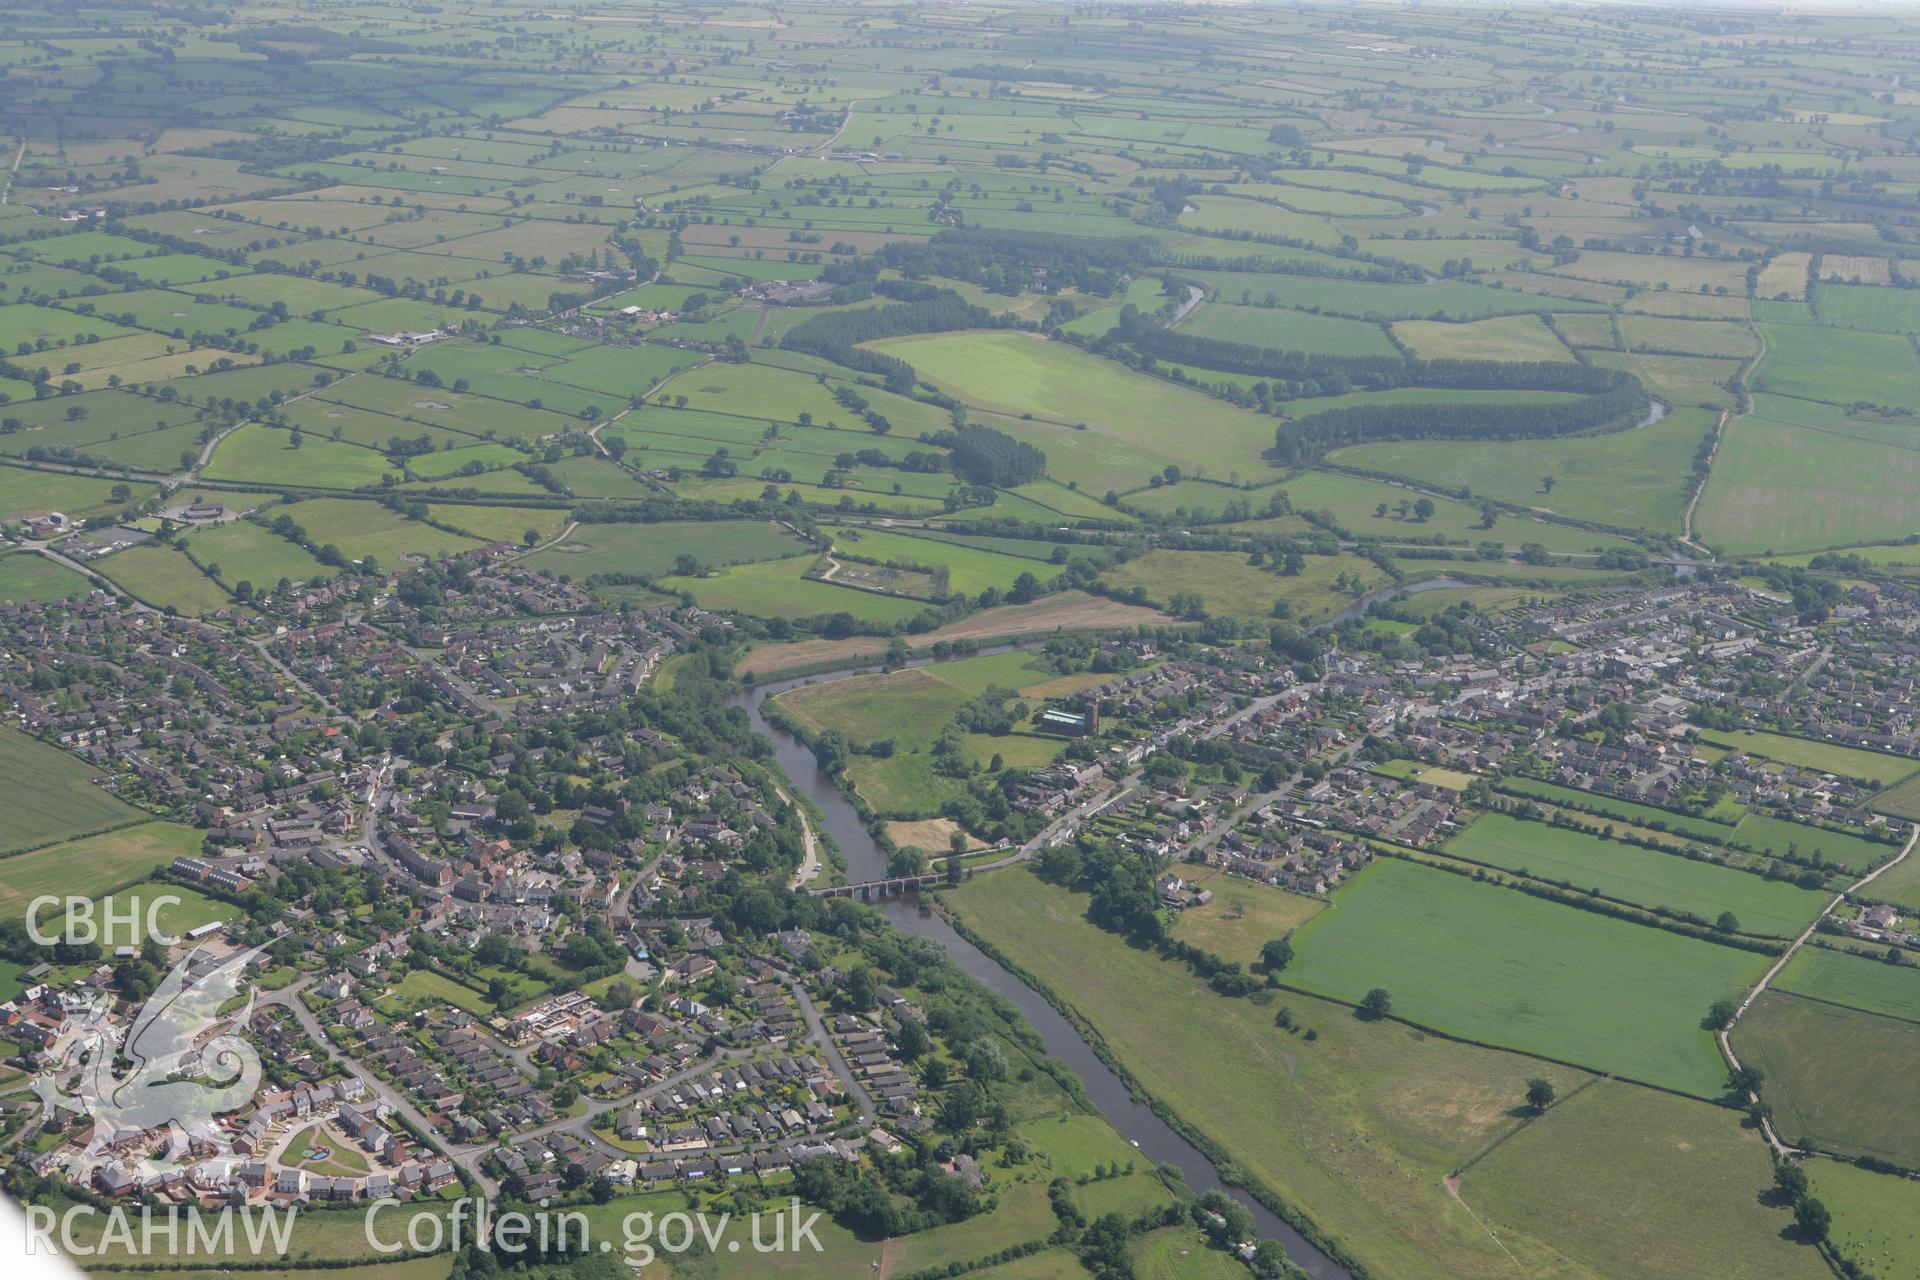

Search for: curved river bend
xmin=726 ymin=657 xmax=1349 ymax=1279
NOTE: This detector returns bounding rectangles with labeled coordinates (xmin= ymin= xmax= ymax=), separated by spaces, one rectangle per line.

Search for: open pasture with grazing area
xmin=5 ymin=4 xmax=1920 ymax=1277
xmin=1733 ymin=992 xmax=1920 ymax=1168
xmin=1440 ymin=811 xmax=1827 ymax=939
xmin=1285 ymin=859 xmax=1765 ymax=1096
xmin=947 ymin=868 xmax=1814 ymax=1280
xmin=0 ymin=727 xmax=146 ymax=853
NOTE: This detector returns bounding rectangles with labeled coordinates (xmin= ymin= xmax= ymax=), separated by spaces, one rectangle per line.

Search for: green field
xmin=774 ymin=651 xmax=1068 ymax=811
xmin=1496 ymin=777 xmax=1738 ymax=841
xmin=1694 ymin=410 xmax=1920 ymax=554
xmin=373 ymin=968 xmax=496 ymax=1017
xmin=947 ymin=867 xmax=1795 ymax=1280
xmin=1392 ymin=313 xmax=1571 ymax=362
xmin=1331 ymin=405 xmax=1713 ymax=533
xmin=1181 ymin=301 xmax=1396 ymax=357
xmin=1774 ymin=946 xmax=1920 ymax=1024
xmin=203 ymin=424 xmax=401 ymax=488
xmin=1099 ymin=548 xmax=1386 ymax=623
xmin=1699 ymin=728 xmax=1920 ymax=789
xmin=825 ymin=525 xmax=1042 ymax=596
xmin=525 ymin=518 xmax=806 ymax=579
xmin=1441 ymin=812 xmax=1827 ymax=938
xmin=1286 ymin=859 xmax=1765 ymax=1095
xmin=183 ymin=519 xmax=331 ymax=588
xmin=0 ymin=821 xmax=201 ymax=916
xmin=1752 ymin=322 xmax=1920 ymax=410
xmin=873 ymin=330 xmax=1279 ymax=492
xmin=0 ymin=553 xmax=94 ymax=604
xmin=1733 ymin=991 xmax=1920 ymax=1166
xmin=1808 ymin=1159 xmax=1920 ymax=1280
xmin=1461 ymin=1080 xmax=1820 ymax=1280
xmin=0 ymin=727 xmax=147 ymax=854
xmin=661 ymin=553 xmax=928 ymax=624
xmin=95 ymin=543 xmax=235 ymax=614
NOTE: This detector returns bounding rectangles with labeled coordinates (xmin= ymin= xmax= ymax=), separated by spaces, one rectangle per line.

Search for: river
xmin=725 ymin=658 xmax=1349 ymax=1279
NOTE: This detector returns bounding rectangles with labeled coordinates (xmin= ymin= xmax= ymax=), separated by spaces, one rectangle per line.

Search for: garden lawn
xmin=1286 ymin=859 xmax=1765 ymax=1095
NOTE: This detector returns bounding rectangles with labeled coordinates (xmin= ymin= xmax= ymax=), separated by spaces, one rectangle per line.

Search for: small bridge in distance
xmin=809 ymin=870 xmax=968 ymax=900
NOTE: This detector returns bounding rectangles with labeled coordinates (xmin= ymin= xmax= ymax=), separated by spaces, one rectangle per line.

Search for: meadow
xmin=1694 ymin=410 xmax=1920 ymax=554
xmin=0 ymin=821 xmax=200 ymax=916
xmin=946 ymin=868 xmax=1797 ymax=1280
xmin=1440 ymin=812 xmax=1827 ymax=938
xmin=526 ymin=521 xmax=810 ymax=579
xmin=873 ymin=331 xmax=1279 ymax=492
xmin=824 ymin=525 xmax=1041 ymax=596
xmin=0 ymin=553 xmax=93 ymax=604
xmin=1773 ymin=946 xmax=1920 ymax=1025
xmin=661 ymin=553 xmax=928 ymax=624
xmin=1733 ymin=992 xmax=1920 ymax=1167
xmin=1460 ymin=1081 xmax=1817 ymax=1280
xmin=1752 ymin=323 xmax=1920 ymax=411
xmin=1285 ymin=858 xmax=1765 ymax=1096
xmin=183 ymin=519 xmax=332 ymax=588
xmin=0 ymin=727 xmax=147 ymax=853
xmin=1697 ymin=728 xmax=1920 ymax=790
xmin=1391 ymin=314 xmax=1570 ymax=362
xmin=1807 ymin=1159 xmax=1920 ymax=1280
xmin=1098 ymin=548 xmax=1385 ymax=624
xmin=1331 ymin=405 xmax=1713 ymax=533
xmin=1495 ymin=777 xmax=1738 ymax=841
xmin=1180 ymin=301 xmax=1396 ymax=356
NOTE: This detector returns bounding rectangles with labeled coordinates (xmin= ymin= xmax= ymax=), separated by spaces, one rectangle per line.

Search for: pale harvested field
xmin=1820 ymin=254 xmax=1891 ymax=283
xmin=1755 ymin=252 xmax=1811 ymax=299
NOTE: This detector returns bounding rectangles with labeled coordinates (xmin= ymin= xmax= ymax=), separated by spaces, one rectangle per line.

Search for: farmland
xmin=1733 ymin=992 xmax=1920 ymax=1167
xmin=1773 ymin=947 xmax=1920 ymax=1024
xmin=0 ymin=822 xmax=201 ymax=917
xmin=4 ymin=4 xmax=1920 ymax=1276
xmin=873 ymin=331 xmax=1279 ymax=492
xmin=1439 ymin=812 xmax=1828 ymax=939
xmin=1285 ymin=859 xmax=1765 ymax=1096
xmin=1696 ymin=728 xmax=1920 ymax=790
xmin=947 ymin=868 xmax=1807 ymax=1280
xmin=0 ymin=727 xmax=147 ymax=853
xmin=524 ymin=519 xmax=807 ymax=581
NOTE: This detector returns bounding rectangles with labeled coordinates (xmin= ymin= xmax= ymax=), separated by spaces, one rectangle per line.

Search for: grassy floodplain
xmin=946 ymin=867 xmax=1812 ymax=1280
xmin=1285 ymin=859 xmax=1765 ymax=1096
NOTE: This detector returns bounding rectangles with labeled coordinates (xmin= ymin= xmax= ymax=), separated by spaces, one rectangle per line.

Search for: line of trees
xmin=1275 ymin=377 xmax=1649 ymax=462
